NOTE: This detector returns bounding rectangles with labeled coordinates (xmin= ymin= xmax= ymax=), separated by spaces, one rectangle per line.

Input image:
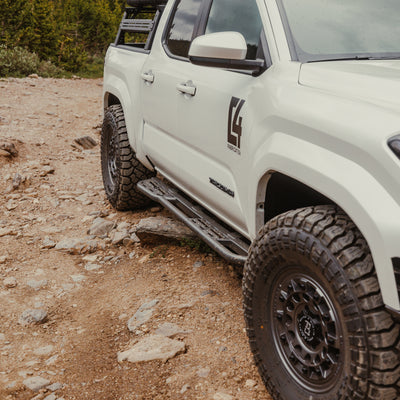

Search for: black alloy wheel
xmin=243 ymin=205 xmax=400 ymax=400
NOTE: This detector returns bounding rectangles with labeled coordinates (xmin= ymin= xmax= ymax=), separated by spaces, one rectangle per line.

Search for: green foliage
xmin=179 ymin=238 xmax=215 ymax=255
xmin=0 ymin=45 xmax=65 ymax=78
xmin=0 ymin=0 xmax=125 ymax=76
xmin=0 ymin=45 xmax=40 ymax=77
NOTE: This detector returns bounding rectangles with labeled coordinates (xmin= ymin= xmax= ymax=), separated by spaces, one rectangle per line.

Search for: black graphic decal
xmin=228 ymin=97 xmax=245 ymax=153
xmin=209 ymin=178 xmax=235 ymax=198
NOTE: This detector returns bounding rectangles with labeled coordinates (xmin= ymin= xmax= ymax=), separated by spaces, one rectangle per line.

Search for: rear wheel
xmin=101 ymin=104 xmax=155 ymax=210
xmin=243 ymin=205 xmax=399 ymax=400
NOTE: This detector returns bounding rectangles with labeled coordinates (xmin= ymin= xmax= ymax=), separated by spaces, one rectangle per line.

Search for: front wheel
xmin=243 ymin=205 xmax=399 ymax=400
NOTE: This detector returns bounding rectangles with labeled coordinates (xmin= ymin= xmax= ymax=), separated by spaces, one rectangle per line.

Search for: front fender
xmin=251 ymin=133 xmax=400 ymax=310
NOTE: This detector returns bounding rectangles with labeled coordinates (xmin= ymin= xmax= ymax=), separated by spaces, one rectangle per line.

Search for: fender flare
xmin=251 ymin=132 xmax=400 ymax=310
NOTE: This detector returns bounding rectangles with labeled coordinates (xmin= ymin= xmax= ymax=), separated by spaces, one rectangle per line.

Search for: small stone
xmin=213 ymin=392 xmax=233 ymax=400
xmin=44 ymin=394 xmax=56 ymax=400
xmin=0 ymin=255 xmax=7 ymax=264
xmin=47 ymin=382 xmax=63 ymax=391
xmin=74 ymin=136 xmax=97 ymax=149
xmin=244 ymin=379 xmax=257 ymax=388
xmin=117 ymin=335 xmax=186 ymax=363
xmin=3 ymin=277 xmax=17 ymax=288
xmin=127 ymin=300 xmax=159 ymax=332
xmin=42 ymin=237 xmax=56 ymax=249
xmin=27 ymin=279 xmax=48 ymax=291
xmin=45 ymin=355 xmax=58 ymax=366
xmin=180 ymin=384 xmax=190 ymax=394
xmin=193 ymin=261 xmax=204 ymax=268
xmin=40 ymin=166 xmax=55 ymax=177
xmin=135 ymin=217 xmax=196 ymax=242
xmin=33 ymin=345 xmax=54 ymax=356
xmin=62 ymin=283 xmax=74 ymax=291
xmin=70 ymin=274 xmax=86 ymax=283
xmin=197 ymin=367 xmax=210 ymax=378
xmin=5 ymin=200 xmax=17 ymax=211
xmin=6 ymin=381 xmax=17 ymax=389
xmin=19 ymin=309 xmax=47 ymax=325
xmin=12 ymin=173 xmax=26 ymax=190
xmin=0 ymin=141 xmax=18 ymax=157
xmin=23 ymin=376 xmax=50 ymax=391
xmin=88 ymin=218 xmax=115 ymax=237
xmin=155 ymin=322 xmax=189 ymax=338
xmin=116 ymin=221 xmax=130 ymax=232
xmin=84 ymin=263 xmax=102 ymax=271
xmin=111 ymin=230 xmax=130 ymax=245
xmin=82 ymin=254 xmax=97 ymax=263
xmin=0 ymin=227 xmax=16 ymax=237
xmin=55 ymin=238 xmax=99 ymax=254
xmin=29 ymin=73 xmax=39 ymax=79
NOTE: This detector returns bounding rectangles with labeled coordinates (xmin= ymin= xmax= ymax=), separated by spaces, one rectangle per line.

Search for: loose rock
xmin=55 ymin=238 xmax=99 ymax=254
xmin=117 ymin=335 xmax=186 ymax=363
xmin=88 ymin=218 xmax=115 ymax=237
xmin=127 ymin=300 xmax=159 ymax=332
xmin=19 ymin=309 xmax=47 ymax=325
xmin=27 ymin=279 xmax=48 ymax=291
xmin=0 ymin=227 xmax=17 ymax=237
xmin=47 ymin=382 xmax=63 ymax=391
xmin=74 ymin=136 xmax=97 ymax=149
xmin=155 ymin=322 xmax=189 ymax=338
xmin=197 ymin=367 xmax=210 ymax=378
xmin=111 ymin=230 xmax=130 ymax=246
xmin=33 ymin=345 xmax=54 ymax=356
xmin=23 ymin=376 xmax=50 ymax=391
xmin=84 ymin=263 xmax=102 ymax=271
xmin=12 ymin=173 xmax=27 ymax=190
xmin=3 ymin=277 xmax=17 ymax=288
xmin=0 ymin=141 xmax=18 ymax=157
xmin=135 ymin=217 xmax=196 ymax=242
xmin=40 ymin=165 xmax=55 ymax=177
xmin=213 ymin=392 xmax=233 ymax=400
xmin=244 ymin=379 xmax=257 ymax=388
xmin=42 ymin=237 xmax=56 ymax=249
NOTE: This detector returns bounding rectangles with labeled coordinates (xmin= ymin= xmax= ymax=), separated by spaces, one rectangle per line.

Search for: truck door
xmin=142 ymin=0 xmax=269 ymax=235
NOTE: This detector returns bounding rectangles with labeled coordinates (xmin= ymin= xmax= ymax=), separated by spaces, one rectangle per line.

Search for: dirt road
xmin=0 ymin=77 xmax=271 ymax=400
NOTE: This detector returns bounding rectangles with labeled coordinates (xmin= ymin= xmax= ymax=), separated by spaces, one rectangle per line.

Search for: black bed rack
xmin=115 ymin=0 xmax=168 ymax=50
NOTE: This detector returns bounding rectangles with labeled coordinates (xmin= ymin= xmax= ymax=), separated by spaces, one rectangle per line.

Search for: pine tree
xmin=0 ymin=0 xmax=31 ymax=46
xmin=29 ymin=0 xmax=59 ymax=60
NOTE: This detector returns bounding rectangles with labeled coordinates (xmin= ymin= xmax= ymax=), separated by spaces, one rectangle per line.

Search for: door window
xmin=165 ymin=0 xmax=203 ymax=58
xmin=205 ymin=0 xmax=263 ymax=60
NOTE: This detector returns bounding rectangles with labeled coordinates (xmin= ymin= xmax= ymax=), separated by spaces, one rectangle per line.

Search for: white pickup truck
xmin=101 ymin=0 xmax=400 ymax=398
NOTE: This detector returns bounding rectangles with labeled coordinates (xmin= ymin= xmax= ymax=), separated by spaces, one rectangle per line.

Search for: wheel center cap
xmin=298 ymin=314 xmax=316 ymax=343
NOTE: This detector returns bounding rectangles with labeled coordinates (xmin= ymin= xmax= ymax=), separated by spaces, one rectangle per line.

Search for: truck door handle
xmin=141 ymin=71 xmax=154 ymax=84
xmin=176 ymin=81 xmax=196 ymax=96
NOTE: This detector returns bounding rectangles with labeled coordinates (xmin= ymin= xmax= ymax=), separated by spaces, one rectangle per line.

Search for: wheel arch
xmin=104 ymin=92 xmax=121 ymax=108
xmin=103 ymin=75 xmax=137 ymax=151
xmin=251 ymin=136 xmax=400 ymax=311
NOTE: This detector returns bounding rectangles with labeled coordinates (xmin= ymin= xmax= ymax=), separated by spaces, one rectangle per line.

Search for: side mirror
xmin=188 ymin=31 xmax=265 ymax=73
xmin=189 ymin=31 xmax=247 ymax=60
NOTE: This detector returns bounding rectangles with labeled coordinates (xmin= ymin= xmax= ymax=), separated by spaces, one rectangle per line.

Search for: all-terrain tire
xmin=243 ymin=205 xmax=400 ymax=400
xmin=101 ymin=104 xmax=155 ymax=210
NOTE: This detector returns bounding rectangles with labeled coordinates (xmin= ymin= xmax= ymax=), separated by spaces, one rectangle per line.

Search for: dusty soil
xmin=0 ymin=77 xmax=272 ymax=400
